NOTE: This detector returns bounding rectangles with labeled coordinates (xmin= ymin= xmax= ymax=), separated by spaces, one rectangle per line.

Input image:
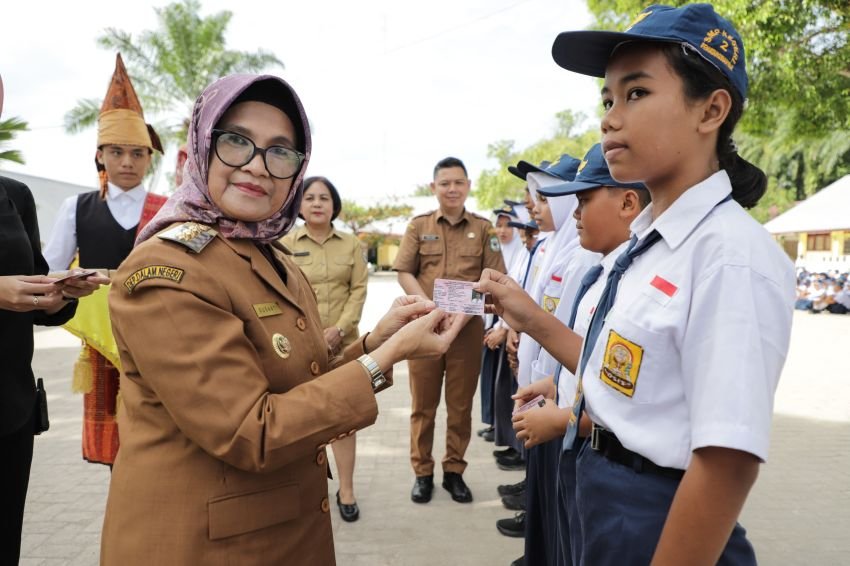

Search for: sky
xmin=1 ymin=0 xmax=602 ymax=202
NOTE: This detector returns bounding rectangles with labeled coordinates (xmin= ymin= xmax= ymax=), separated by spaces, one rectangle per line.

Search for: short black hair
xmin=301 ymin=176 xmax=342 ymax=221
xmin=433 ymin=156 xmax=467 ymax=179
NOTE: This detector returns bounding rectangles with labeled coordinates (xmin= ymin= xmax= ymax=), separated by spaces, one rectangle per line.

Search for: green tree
xmin=64 ymin=0 xmax=283 ymax=148
xmin=411 ymin=183 xmax=432 ymax=197
xmin=0 ymin=116 xmax=29 ymax=165
xmin=475 ymin=110 xmax=598 ymax=209
xmin=338 ymin=200 xmax=414 ymax=234
xmin=582 ymin=0 xmax=850 ymax=218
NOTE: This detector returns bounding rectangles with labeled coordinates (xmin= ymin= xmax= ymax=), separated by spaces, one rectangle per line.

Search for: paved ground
xmin=21 ymin=273 xmax=850 ymax=565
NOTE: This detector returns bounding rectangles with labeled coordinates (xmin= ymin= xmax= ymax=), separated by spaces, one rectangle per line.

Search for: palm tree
xmin=64 ymin=0 xmax=283 ymax=148
xmin=0 ymin=116 xmax=29 ymax=165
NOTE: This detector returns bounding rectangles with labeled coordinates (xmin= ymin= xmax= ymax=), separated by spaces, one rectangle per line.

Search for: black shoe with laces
xmin=496 ymin=512 xmax=526 ymax=538
xmin=501 ymin=492 xmax=525 ymax=511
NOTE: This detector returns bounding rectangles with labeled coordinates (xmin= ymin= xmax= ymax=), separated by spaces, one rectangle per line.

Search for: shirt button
xmin=316 ymin=450 xmax=326 ymax=466
xmin=320 ymin=497 xmax=330 ymax=513
xmin=296 ymin=318 xmax=307 ymax=330
xmin=310 ymin=361 xmax=321 ymax=375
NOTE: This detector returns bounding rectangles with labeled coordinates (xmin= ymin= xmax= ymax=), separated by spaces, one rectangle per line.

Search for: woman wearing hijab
xmin=102 ymin=74 xmax=462 ymax=565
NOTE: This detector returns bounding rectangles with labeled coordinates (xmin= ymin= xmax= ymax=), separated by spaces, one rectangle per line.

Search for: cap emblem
xmin=700 ymin=28 xmax=739 ymax=71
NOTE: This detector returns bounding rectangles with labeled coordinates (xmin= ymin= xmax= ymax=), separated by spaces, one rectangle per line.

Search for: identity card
xmin=432 ymin=278 xmax=485 ymax=315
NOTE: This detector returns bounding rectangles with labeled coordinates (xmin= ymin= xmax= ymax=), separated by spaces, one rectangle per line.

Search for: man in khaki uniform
xmin=394 ymin=157 xmax=506 ymax=503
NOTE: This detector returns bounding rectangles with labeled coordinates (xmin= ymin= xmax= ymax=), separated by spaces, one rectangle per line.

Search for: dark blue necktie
xmin=562 ymin=230 xmax=663 ymax=450
xmin=552 ymin=264 xmax=605 ymax=402
xmin=522 ymin=238 xmax=545 ymax=289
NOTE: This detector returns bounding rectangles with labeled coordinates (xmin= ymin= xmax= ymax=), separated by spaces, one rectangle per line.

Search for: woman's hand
xmin=370 ymin=308 xmax=465 ymax=370
xmin=323 ymin=327 xmax=343 ymax=352
xmin=0 ymin=275 xmax=64 ymax=312
xmin=512 ymin=399 xmax=567 ymax=448
xmin=512 ymin=377 xmax=557 ymax=409
xmin=474 ymin=269 xmax=540 ymax=334
xmin=366 ymin=295 xmax=436 ymax=352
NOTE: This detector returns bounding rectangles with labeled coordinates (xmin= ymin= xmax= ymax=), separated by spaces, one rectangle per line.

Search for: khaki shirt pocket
xmin=418 ymin=240 xmax=444 ymax=275
xmin=330 ymin=255 xmax=354 ymax=279
xmin=456 ymin=245 xmax=483 ymax=280
xmin=208 ymin=482 xmax=300 ymax=540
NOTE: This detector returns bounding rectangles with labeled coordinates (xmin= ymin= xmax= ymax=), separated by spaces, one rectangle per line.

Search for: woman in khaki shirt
xmin=282 ymin=176 xmax=367 ymax=522
xmin=103 ymin=73 xmax=463 ymax=565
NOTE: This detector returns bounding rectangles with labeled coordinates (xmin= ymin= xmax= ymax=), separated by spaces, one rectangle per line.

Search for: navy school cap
xmin=511 ymin=154 xmax=581 ymax=182
xmin=538 ymin=143 xmax=647 ymax=197
xmin=508 ymin=159 xmax=550 ymax=181
xmin=492 ymin=203 xmax=519 ymax=219
xmin=551 ymin=3 xmax=748 ymax=100
xmin=508 ymin=219 xmax=539 ymax=231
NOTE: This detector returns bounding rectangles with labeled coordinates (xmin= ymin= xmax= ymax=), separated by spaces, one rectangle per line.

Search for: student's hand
xmin=506 ymin=329 xmax=519 ymax=354
xmin=512 ymin=400 xmax=565 ymax=448
xmin=367 ymin=295 xmax=436 ymax=352
xmin=0 ymin=275 xmax=64 ymax=312
xmin=474 ymin=269 xmax=540 ymax=334
xmin=323 ymin=327 xmax=343 ymax=351
xmin=484 ymin=326 xmax=507 ymax=349
xmin=382 ymin=309 xmax=465 ymax=360
xmin=512 ymin=377 xmax=556 ymax=409
xmin=56 ymin=272 xmax=110 ymax=300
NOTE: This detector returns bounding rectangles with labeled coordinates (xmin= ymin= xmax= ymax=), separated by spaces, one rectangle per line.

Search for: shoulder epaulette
xmin=470 ymin=211 xmax=492 ymax=223
xmin=157 ymin=222 xmax=217 ymax=254
xmin=412 ymin=210 xmax=437 ymax=220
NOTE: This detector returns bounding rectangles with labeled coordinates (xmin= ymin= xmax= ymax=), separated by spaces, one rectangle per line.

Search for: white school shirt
xmin=529 ymin=246 xmax=601 ymax=386
xmin=494 ymin=244 xmax=532 ymax=331
xmin=43 ymin=183 xmax=147 ymax=271
xmin=580 ymin=171 xmax=796 ymax=469
xmin=555 ymin=242 xmax=629 ymax=408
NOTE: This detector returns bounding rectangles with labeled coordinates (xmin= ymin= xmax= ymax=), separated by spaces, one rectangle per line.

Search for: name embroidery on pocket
xmin=599 ymin=329 xmax=644 ymax=397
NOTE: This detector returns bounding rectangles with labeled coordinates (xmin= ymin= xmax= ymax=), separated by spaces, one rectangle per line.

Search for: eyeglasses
xmin=211 ymin=129 xmax=304 ymax=179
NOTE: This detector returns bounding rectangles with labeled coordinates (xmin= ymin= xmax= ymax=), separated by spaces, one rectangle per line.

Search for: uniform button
xmin=310 ymin=361 xmax=321 ymax=375
xmin=320 ymin=497 xmax=330 ymax=513
xmin=296 ymin=317 xmax=307 ymax=331
xmin=316 ymin=450 xmax=326 ymax=466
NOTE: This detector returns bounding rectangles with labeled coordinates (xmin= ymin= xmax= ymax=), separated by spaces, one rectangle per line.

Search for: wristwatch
xmin=356 ymin=354 xmax=387 ymax=392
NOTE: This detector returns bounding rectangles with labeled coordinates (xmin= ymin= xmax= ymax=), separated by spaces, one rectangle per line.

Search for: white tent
xmin=765 ymin=174 xmax=850 ymax=234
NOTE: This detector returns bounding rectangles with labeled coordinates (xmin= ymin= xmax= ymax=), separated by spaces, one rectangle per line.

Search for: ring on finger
xmin=33 ymin=296 xmax=39 ymax=306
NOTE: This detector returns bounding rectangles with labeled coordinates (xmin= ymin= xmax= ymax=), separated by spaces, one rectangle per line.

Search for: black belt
xmin=590 ymin=425 xmax=685 ymax=481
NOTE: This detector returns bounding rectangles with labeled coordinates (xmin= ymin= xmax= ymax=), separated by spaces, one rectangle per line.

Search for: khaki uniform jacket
xmin=393 ymin=209 xmax=506 ymax=298
xmin=281 ymin=226 xmax=368 ymax=348
xmin=103 ymin=223 xmax=381 ymax=566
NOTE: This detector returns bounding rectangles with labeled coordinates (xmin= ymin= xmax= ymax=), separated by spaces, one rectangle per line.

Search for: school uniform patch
xmin=124 ymin=265 xmax=185 ymax=294
xmin=489 ymin=236 xmax=501 ymax=251
xmin=542 ymin=294 xmax=560 ymax=313
xmin=599 ymin=329 xmax=644 ymax=397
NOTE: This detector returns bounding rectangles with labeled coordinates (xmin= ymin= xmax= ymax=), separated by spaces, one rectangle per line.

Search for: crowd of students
xmin=795 ymin=269 xmax=850 ymax=314
xmin=472 ymin=4 xmax=797 ymax=565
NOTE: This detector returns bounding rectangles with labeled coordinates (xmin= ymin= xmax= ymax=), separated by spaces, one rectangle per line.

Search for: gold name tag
xmin=124 ymin=265 xmax=185 ymax=294
xmin=253 ymin=302 xmax=283 ymax=318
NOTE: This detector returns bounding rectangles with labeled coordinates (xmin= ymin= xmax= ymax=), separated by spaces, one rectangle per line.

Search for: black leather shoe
xmin=510 ymin=556 xmax=525 ymax=566
xmin=477 ymin=425 xmax=494 ymax=437
xmin=493 ymin=446 xmax=517 ymax=458
xmin=482 ymin=428 xmax=495 ymax=442
xmin=496 ymin=452 xmax=526 ymax=471
xmin=442 ymin=472 xmax=473 ymax=503
xmin=336 ymin=491 xmax=360 ymax=522
xmin=411 ymin=475 xmax=434 ymax=504
xmin=497 ymin=478 xmax=526 ymax=497
xmin=501 ymin=492 xmax=525 ymax=511
xmin=496 ymin=512 xmax=526 ymax=538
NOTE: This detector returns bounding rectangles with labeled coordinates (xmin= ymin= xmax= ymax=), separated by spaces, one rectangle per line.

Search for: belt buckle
xmin=590 ymin=424 xmax=601 ymax=451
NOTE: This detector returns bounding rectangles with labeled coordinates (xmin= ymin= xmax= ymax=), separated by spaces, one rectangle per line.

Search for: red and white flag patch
xmin=551 ymin=274 xmax=562 ymax=283
xmin=650 ymin=275 xmax=677 ymax=297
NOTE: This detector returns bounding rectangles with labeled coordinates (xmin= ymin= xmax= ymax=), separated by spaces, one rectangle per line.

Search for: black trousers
xmin=493 ymin=347 xmax=524 ymax=454
xmin=0 ymin=411 xmax=34 ymax=564
xmin=479 ymin=345 xmax=498 ymax=425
